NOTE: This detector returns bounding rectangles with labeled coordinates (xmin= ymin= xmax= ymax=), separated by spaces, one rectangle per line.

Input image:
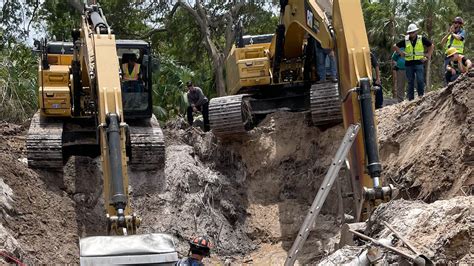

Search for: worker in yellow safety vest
xmin=393 ymin=23 xmax=434 ymax=101
xmin=441 ymin=17 xmax=466 ymax=83
xmin=122 ymin=54 xmax=141 ymax=81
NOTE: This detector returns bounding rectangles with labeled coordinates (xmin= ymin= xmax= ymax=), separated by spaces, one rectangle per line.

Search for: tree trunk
xmin=425 ymin=6 xmax=434 ymax=91
xmin=170 ymin=1 xmax=243 ymax=97
xmin=211 ymin=54 xmax=226 ymax=96
xmin=426 ymin=59 xmax=431 ymax=91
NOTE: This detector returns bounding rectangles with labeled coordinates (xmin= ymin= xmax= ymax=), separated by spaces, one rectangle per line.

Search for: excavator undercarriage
xmin=210 ymin=82 xmax=342 ymax=136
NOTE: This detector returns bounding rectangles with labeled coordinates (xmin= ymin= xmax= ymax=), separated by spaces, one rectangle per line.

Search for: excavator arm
xmin=76 ymin=4 xmax=137 ymax=235
xmin=72 ymin=3 xmax=178 ymax=264
xmin=273 ymin=0 xmax=395 ymax=217
xmin=282 ymin=1 xmax=396 ymax=264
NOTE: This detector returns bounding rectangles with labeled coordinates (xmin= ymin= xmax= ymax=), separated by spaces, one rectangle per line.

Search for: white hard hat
xmin=407 ymin=23 xmax=419 ymax=33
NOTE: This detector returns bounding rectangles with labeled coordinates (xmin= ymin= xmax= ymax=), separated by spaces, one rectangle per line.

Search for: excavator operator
xmin=121 ymin=53 xmax=144 ymax=92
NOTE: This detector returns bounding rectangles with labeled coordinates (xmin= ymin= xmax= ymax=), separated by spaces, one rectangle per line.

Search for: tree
xmin=168 ymin=1 xmax=246 ymax=96
xmin=1 ymin=0 xmax=40 ymax=45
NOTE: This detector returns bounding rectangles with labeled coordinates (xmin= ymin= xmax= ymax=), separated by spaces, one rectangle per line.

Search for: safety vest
xmin=122 ymin=63 xmax=140 ymax=81
xmin=405 ymin=35 xmax=425 ymax=61
xmin=445 ymin=34 xmax=464 ymax=55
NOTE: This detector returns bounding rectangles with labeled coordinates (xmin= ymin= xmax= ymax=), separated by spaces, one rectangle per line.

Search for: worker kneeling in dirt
xmin=176 ymin=236 xmax=212 ymax=266
xmin=445 ymin=47 xmax=472 ymax=83
xmin=187 ymin=81 xmax=210 ymax=132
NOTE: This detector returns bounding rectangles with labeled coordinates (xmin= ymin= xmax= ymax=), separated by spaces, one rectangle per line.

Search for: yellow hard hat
xmin=446 ymin=47 xmax=458 ymax=57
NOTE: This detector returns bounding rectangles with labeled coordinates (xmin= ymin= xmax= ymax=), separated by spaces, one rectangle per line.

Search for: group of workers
xmin=391 ymin=17 xmax=471 ymax=102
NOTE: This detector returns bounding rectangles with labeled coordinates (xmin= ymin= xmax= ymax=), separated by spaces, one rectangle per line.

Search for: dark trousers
xmin=445 ymin=71 xmax=460 ymax=83
xmin=375 ymin=83 xmax=383 ymax=109
xmin=187 ymin=102 xmax=210 ymax=131
xmin=405 ymin=64 xmax=425 ymax=100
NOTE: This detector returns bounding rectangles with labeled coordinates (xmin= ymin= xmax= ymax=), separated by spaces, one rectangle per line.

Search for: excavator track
xmin=209 ymin=94 xmax=250 ymax=137
xmin=128 ymin=115 xmax=165 ymax=170
xmin=26 ymin=111 xmax=64 ymax=169
xmin=310 ymin=83 xmax=343 ymax=125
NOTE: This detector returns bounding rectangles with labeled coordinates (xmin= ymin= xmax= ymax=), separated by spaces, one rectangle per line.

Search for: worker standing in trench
xmin=176 ymin=236 xmax=212 ymax=266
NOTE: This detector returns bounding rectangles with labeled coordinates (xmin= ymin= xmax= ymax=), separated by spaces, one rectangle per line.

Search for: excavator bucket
xmin=79 ymin=233 xmax=178 ymax=265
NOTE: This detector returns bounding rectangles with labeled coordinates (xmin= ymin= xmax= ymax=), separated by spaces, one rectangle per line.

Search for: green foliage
xmin=38 ymin=0 xmax=80 ymax=41
xmin=99 ymin=0 xmax=151 ymax=39
xmin=0 ymin=42 xmax=38 ymax=122
xmin=152 ymin=56 xmax=193 ymax=121
xmin=241 ymin=4 xmax=279 ymax=35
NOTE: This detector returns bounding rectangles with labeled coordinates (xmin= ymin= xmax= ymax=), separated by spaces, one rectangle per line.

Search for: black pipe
xmin=280 ymin=0 xmax=288 ymax=13
xmin=358 ymin=78 xmax=382 ymax=179
xmin=106 ymin=113 xmax=127 ymax=210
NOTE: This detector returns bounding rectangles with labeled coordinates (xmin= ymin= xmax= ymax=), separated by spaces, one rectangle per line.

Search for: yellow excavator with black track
xmin=27 ymin=1 xmax=177 ymax=264
xmin=210 ymin=2 xmax=397 ymax=261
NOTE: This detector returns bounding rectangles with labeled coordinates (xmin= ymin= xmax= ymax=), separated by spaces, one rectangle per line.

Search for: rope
xmin=0 ymin=251 xmax=25 ymax=266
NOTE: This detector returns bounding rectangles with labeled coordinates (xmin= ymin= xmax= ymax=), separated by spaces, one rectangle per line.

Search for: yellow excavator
xmin=27 ymin=2 xmax=178 ymax=264
xmin=210 ymin=0 xmax=396 ymax=240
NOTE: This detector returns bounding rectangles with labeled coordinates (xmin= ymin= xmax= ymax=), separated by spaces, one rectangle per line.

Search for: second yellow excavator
xmin=210 ymin=0 xmax=396 ymax=224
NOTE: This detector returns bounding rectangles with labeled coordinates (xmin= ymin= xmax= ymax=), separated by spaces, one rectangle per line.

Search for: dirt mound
xmin=377 ymin=74 xmax=473 ymax=202
xmin=1 ymin=74 xmax=472 ymax=264
xmin=0 ymin=125 xmax=105 ymax=264
xmin=321 ymin=196 xmax=474 ymax=264
xmin=134 ymin=112 xmax=348 ymax=264
xmin=1 ymin=112 xmax=348 ymax=264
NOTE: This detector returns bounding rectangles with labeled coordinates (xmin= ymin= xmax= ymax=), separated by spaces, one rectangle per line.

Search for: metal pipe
xmin=358 ymin=78 xmax=382 ymax=182
xmin=106 ymin=113 xmax=127 ymax=210
xmin=349 ymin=229 xmax=419 ymax=262
xmin=382 ymin=221 xmax=420 ymax=255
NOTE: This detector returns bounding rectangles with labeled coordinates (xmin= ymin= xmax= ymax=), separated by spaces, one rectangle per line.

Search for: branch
xmin=26 ymin=0 xmax=40 ymax=33
xmin=224 ymin=2 xmax=244 ymax=57
xmin=141 ymin=27 xmax=167 ymax=39
xmin=168 ymin=2 xmax=180 ymax=19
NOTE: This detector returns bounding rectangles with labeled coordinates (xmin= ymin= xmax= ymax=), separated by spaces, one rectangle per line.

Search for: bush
xmin=0 ymin=42 xmax=38 ymax=123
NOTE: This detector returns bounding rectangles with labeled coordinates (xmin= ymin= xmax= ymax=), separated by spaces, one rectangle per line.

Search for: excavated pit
xmin=0 ymin=73 xmax=473 ymax=264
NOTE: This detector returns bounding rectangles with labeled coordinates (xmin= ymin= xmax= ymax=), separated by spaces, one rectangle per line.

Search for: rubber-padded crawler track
xmin=26 ymin=111 xmax=63 ymax=169
xmin=209 ymin=94 xmax=249 ymax=137
xmin=310 ymin=83 xmax=343 ymax=125
xmin=128 ymin=115 xmax=165 ymax=170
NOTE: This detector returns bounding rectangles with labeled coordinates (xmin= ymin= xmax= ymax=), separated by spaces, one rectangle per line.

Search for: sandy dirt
xmin=0 ymin=72 xmax=472 ymax=264
xmin=377 ymin=73 xmax=473 ymax=201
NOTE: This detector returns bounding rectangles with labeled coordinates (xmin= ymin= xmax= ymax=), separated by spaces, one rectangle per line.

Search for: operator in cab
xmin=186 ymin=81 xmax=210 ymax=132
xmin=176 ymin=236 xmax=212 ymax=266
xmin=121 ymin=53 xmax=143 ymax=92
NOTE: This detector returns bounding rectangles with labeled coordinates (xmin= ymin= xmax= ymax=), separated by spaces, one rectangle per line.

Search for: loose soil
xmin=0 ymin=72 xmax=472 ymax=264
